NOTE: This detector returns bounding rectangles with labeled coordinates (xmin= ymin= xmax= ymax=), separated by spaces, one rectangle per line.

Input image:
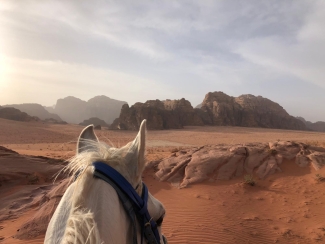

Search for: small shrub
xmin=268 ymin=148 xmax=277 ymax=156
xmin=315 ymin=174 xmax=325 ymax=182
xmin=244 ymin=174 xmax=256 ymax=186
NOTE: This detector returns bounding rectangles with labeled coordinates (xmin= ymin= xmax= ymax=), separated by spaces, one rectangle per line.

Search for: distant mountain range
xmin=296 ymin=117 xmax=325 ymax=132
xmin=1 ymin=93 xmax=324 ymax=132
xmin=2 ymin=95 xmax=127 ymax=125
xmin=3 ymin=103 xmax=62 ymax=121
xmin=52 ymin=95 xmax=127 ymax=124
xmin=0 ymin=106 xmax=39 ymax=122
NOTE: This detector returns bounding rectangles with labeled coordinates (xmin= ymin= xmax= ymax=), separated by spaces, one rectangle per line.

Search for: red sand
xmin=1 ymin=119 xmax=325 ymax=243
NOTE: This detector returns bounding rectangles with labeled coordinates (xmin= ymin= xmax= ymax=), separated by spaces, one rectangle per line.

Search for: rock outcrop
xmin=111 ymin=92 xmax=307 ymax=131
xmin=200 ymin=92 xmax=306 ymax=130
xmin=79 ymin=117 xmax=109 ymax=127
xmin=110 ymin=98 xmax=203 ymax=130
xmin=0 ymin=146 xmax=67 ymax=239
xmin=54 ymin=95 xmax=127 ymax=124
xmin=164 ymin=99 xmax=204 ymax=126
xmin=0 ymin=107 xmax=39 ymax=122
xmin=151 ymin=141 xmax=325 ymax=188
xmin=3 ymin=103 xmax=62 ymax=121
xmin=297 ymin=117 xmax=325 ymax=132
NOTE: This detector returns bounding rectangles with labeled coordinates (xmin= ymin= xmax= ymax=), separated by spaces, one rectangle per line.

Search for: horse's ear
xmin=126 ymin=120 xmax=147 ymax=181
xmin=137 ymin=119 xmax=146 ymax=175
xmin=77 ymin=125 xmax=99 ymax=154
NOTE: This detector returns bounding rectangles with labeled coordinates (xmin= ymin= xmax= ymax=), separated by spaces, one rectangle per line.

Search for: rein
xmin=92 ymin=162 xmax=162 ymax=244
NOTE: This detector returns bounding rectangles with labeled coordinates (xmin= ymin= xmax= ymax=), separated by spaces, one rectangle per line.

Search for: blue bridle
xmin=92 ymin=162 xmax=163 ymax=244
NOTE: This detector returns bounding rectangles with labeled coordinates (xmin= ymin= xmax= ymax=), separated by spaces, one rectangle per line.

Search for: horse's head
xmin=76 ymin=119 xmax=167 ymax=243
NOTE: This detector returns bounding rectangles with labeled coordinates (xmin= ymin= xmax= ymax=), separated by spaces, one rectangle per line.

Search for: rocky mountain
xmin=199 ymin=92 xmax=306 ymax=130
xmin=297 ymin=117 xmax=325 ymax=132
xmin=79 ymin=117 xmax=109 ymax=127
xmin=0 ymin=107 xmax=39 ymax=122
xmin=111 ymin=92 xmax=306 ymax=131
xmin=54 ymin=96 xmax=87 ymax=124
xmin=110 ymin=98 xmax=203 ymax=130
xmin=53 ymin=95 xmax=127 ymax=124
xmin=164 ymin=99 xmax=204 ymax=126
xmin=3 ymin=103 xmax=62 ymax=121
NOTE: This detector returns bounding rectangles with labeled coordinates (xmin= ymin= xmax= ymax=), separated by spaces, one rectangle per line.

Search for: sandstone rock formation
xmin=0 ymin=146 xmax=67 ymax=239
xmin=0 ymin=107 xmax=39 ymax=122
xmin=110 ymin=98 xmax=203 ymax=130
xmin=3 ymin=103 xmax=62 ymax=121
xmin=79 ymin=117 xmax=109 ymax=127
xmin=297 ymin=117 xmax=325 ymax=132
xmin=54 ymin=95 xmax=127 ymax=124
xmin=152 ymin=141 xmax=325 ymax=188
xmin=164 ymin=99 xmax=204 ymax=126
xmin=199 ymin=92 xmax=306 ymax=130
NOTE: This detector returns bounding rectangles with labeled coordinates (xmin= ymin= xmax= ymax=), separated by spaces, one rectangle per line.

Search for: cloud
xmin=234 ymin=1 xmax=325 ymax=89
xmin=0 ymin=56 xmax=177 ymax=105
xmin=1 ymin=0 xmax=325 ymax=121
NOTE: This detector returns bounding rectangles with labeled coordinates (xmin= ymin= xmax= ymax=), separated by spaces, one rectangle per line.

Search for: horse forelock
xmin=60 ymin=139 xmax=143 ymax=195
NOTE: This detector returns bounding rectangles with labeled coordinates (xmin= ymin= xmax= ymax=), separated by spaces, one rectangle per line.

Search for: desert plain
xmin=1 ymin=118 xmax=325 ymax=243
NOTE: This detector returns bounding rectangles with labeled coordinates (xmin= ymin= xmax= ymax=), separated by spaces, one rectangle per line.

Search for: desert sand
xmin=1 ymin=118 xmax=325 ymax=243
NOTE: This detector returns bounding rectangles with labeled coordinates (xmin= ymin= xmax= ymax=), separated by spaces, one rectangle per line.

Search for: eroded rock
xmin=110 ymin=98 xmax=203 ymax=130
xmin=153 ymin=141 xmax=325 ymax=187
xmin=200 ymin=92 xmax=306 ymax=130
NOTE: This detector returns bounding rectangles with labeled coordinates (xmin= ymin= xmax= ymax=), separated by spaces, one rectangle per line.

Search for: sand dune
xmin=1 ymin=119 xmax=325 ymax=243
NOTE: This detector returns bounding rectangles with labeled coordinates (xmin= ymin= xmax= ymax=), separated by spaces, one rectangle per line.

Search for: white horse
xmin=44 ymin=120 xmax=167 ymax=244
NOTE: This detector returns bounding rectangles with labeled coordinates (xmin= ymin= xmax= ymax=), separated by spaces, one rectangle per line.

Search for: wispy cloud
xmin=234 ymin=1 xmax=325 ymax=89
xmin=1 ymin=0 xmax=325 ymax=121
xmin=0 ymin=55 xmax=177 ymax=105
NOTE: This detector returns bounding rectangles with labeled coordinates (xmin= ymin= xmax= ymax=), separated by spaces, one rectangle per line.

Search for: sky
xmin=0 ymin=0 xmax=324 ymax=122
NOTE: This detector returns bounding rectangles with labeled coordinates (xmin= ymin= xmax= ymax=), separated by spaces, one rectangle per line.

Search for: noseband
xmin=92 ymin=162 xmax=166 ymax=244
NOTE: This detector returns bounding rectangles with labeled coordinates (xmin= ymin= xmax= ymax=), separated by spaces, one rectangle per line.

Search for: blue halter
xmin=92 ymin=162 xmax=161 ymax=244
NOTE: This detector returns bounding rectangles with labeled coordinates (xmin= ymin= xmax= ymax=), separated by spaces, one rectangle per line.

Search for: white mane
xmin=63 ymin=139 xmax=142 ymax=193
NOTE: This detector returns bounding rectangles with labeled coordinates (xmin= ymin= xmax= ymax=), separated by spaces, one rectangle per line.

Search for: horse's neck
xmin=86 ymin=178 xmax=133 ymax=243
xmin=45 ymin=175 xmax=135 ymax=244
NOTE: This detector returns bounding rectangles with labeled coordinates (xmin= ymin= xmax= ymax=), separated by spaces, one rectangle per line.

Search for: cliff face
xmin=110 ymin=98 xmax=203 ymax=130
xmin=199 ymin=92 xmax=242 ymax=125
xmin=54 ymin=96 xmax=87 ymax=124
xmin=200 ymin=92 xmax=306 ymax=130
xmin=110 ymin=92 xmax=306 ymax=131
xmin=163 ymin=99 xmax=204 ymax=126
xmin=3 ymin=104 xmax=62 ymax=121
xmin=54 ymin=95 xmax=127 ymax=124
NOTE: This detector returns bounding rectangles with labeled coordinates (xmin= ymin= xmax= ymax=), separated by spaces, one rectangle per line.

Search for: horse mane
xmin=62 ymin=207 xmax=101 ymax=244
